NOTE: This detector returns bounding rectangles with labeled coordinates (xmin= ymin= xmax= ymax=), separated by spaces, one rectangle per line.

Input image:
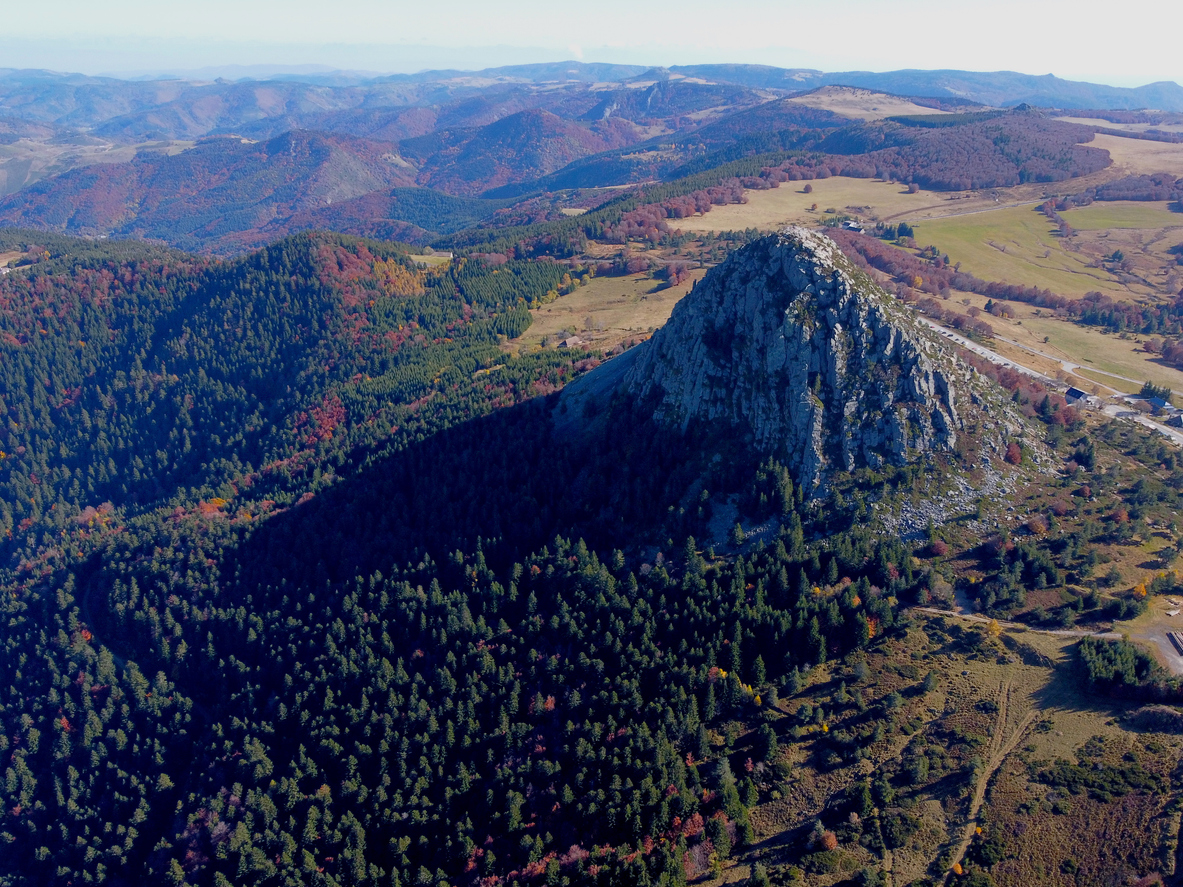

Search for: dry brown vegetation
xmin=505 ymin=269 xmax=704 ymax=354
xmin=714 ymin=613 xmax=1183 ymax=887
xmin=1091 ymin=133 xmax=1183 ymax=178
xmin=0 ymin=137 xmax=193 ymax=197
xmin=787 ymin=87 xmax=957 ymax=122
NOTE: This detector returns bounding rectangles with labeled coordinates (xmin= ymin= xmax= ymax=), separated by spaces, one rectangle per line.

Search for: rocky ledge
xmin=621 ymin=226 xmax=1011 ymax=492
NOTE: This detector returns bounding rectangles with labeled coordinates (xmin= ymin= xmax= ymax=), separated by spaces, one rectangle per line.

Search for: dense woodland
xmin=1 ymin=494 xmax=915 ymax=886
xmin=0 ymin=228 xmax=949 ymax=886
xmin=1 ymin=212 xmax=1181 ymax=886
xmin=0 ymin=231 xmax=590 ymax=543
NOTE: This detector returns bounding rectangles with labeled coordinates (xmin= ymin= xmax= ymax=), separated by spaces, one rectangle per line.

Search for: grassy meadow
xmin=907 ymin=205 xmax=1136 ymax=299
xmin=1090 ymin=132 xmax=1183 ymax=177
xmin=506 ymin=269 xmax=702 ymax=353
xmin=670 ymin=177 xmax=970 ymax=234
xmin=787 ymin=86 xmax=956 ymax=121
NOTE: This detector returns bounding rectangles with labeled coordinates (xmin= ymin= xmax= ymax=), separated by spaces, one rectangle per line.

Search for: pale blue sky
xmin=3 ymin=0 xmax=1178 ymax=86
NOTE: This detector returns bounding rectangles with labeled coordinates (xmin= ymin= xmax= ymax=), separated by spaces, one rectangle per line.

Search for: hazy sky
xmin=4 ymin=0 xmax=1179 ymax=86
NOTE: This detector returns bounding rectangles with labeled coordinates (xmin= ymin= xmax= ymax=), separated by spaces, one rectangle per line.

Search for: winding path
xmin=941 ymin=681 xmax=1036 ymax=884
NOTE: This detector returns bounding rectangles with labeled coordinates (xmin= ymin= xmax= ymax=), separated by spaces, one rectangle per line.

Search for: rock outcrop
xmin=620 ymin=226 xmax=1007 ymax=491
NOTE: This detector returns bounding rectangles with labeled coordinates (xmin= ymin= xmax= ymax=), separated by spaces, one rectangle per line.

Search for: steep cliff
xmin=619 ymin=226 xmax=1011 ymax=491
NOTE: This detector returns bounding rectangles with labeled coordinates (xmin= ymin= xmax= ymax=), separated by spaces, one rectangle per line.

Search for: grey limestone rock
xmin=622 ymin=226 xmax=1006 ymax=491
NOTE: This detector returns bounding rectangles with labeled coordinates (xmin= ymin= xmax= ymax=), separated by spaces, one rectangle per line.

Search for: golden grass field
xmin=410 ymin=253 xmax=451 ymax=267
xmin=787 ymin=86 xmax=954 ymax=121
xmin=1089 ymin=132 xmax=1183 ymax=177
xmin=507 ymin=269 xmax=704 ymax=353
xmin=670 ymin=177 xmax=960 ymax=234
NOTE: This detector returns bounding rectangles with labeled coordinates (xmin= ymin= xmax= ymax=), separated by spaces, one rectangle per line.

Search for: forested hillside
xmin=402 ymin=110 xmax=645 ymax=196
xmin=0 ymin=227 xmax=930 ymax=887
xmin=0 ymin=132 xmax=419 ymax=251
xmin=5 ymin=51 xmax=1183 ymax=887
xmin=0 ymin=230 xmax=580 ymax=542
xmin=0 ymin=490 xmax=910 ymax=886
xmin=0 ymin=76 xmax=1116 ymax=254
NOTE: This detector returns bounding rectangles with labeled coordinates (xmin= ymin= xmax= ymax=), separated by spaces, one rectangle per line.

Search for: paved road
xmin=988 ymin=328 xmax=1183 ymax=397
xmin=917 ymin=316 xmax=1183 ymax=447
xmin=917 ymin=317 xmax=1057 ymax=383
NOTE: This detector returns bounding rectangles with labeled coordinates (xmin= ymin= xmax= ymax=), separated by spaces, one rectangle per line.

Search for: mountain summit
xmin=616 ymin=227 xmax=1011 ymax=491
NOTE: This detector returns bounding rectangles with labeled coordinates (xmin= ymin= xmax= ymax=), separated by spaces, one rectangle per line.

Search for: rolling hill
xmin=407 ymin=109 xmax=646 ymax=195
xmin=0 ymin=130 xmax=419 ymax=251
xmin=255 ymin=187 xmax=522 ymax=246
xmin=3 ymin=63 xmax=1181 ymax=148
xmin=8 ymin=223 xmax=1183 ymax=887
xmin=671 ymin=64 xmax=1183 ymax=111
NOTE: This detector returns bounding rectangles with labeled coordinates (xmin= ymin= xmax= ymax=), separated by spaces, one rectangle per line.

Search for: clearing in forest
xmin=1089 ymin=132 xmax=1183 ymax=177
xmin=506 ymin=269 xmax=702 ymax=353
xmin=907 ymin=204 xmax=1135 ymax=299
xmin=669 ymin=177 xmax=947 ymax=234
xmin=1116 ymin=595 xmax=1183 ymax=676
xmin=928 ymin=286 xmax=1183 ymax=395
xmin=908 ymin=200 xmax=1183 ymax=301
xmin=787 ymin=86 xmax=956 ymax=121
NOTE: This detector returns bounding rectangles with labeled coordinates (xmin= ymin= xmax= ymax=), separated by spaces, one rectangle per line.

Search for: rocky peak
xmin=621 ymin=226 xmax=1008 ymax=492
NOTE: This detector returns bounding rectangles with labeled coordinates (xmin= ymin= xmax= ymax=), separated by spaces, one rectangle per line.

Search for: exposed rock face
xmin=623 ymin=227 xmax=1004 ymax=491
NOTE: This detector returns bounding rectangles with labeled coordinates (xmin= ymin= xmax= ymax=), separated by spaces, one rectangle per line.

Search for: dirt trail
xmin=942 ymin=681 xmax=1035 ymax=884
xmin=881 ymin=199 xmax=1042 ymax=224
xmin=914 ymin=605 xmax=1121 ymax=640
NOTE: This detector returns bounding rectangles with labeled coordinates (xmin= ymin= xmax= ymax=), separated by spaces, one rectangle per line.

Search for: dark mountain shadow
xmin=223 ymin=383 xmax=742 ymax=590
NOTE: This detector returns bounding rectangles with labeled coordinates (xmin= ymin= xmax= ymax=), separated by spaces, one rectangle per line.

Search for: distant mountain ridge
xmin=0 ymin=61 xmax=1177 ymax=254
xmin=0 ymin=130 xmax=418 ymax=252
xmin=0 ymin=63 xmax=1179 ymax=141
